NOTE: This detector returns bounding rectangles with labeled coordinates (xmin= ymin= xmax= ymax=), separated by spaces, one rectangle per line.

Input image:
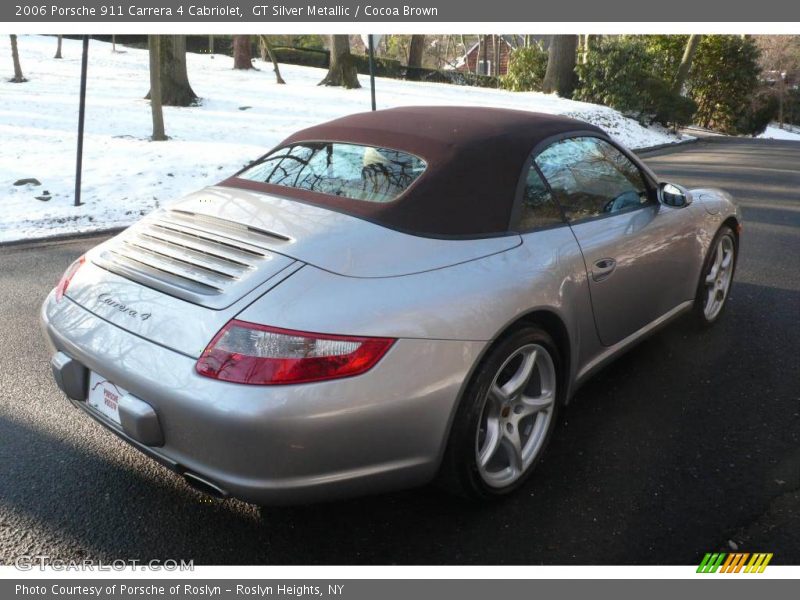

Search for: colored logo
xmin=697 ymin=552 xmax=773 ymax=573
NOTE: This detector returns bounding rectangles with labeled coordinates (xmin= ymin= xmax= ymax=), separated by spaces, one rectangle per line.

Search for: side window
xmin=516 ymin=166 xmax=564 ymax=230
xmin=535 ymin=137 xmax=651 ymax=222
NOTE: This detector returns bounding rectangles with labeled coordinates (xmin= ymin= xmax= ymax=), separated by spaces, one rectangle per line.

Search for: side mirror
xmin=659 ymin=182 xmax=691 ymax=208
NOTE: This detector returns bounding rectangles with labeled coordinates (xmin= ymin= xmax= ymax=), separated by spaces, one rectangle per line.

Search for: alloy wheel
xmin=703 ymin=234 xmax=735 ymax=321
xmin=475 ymin=343 xmax=556 ymax=488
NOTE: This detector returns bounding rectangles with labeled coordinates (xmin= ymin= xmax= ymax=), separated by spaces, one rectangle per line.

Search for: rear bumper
xmin=40 ymin=291 xmax=483 ymax=505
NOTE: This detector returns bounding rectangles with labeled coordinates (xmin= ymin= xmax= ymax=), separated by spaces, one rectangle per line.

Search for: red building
xmin=457 ymin=36 xmax=515 ymax=76
xmin=455 ymin=35 xmax=550 ymax=77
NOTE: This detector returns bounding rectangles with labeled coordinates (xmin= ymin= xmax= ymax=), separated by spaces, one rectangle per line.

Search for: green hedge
xmin=272 ymin=46 xmax=329 ymax=69
xmin=502 ymin=44 xmax=548 ymax=92
xmin=351 ymin=54 xmax=404 ymax=78
xmin=784 ymin=89 xmax=800 ymax=127
xmin=687 ymin=35 xmax=765 ymax=135
xmin=270 ymin=49 xmax=404 ymax=78
xmin=421 ymin=70 xmax=500 ymax=88
xmin=575 ymin=37 xmax=695 ymax=128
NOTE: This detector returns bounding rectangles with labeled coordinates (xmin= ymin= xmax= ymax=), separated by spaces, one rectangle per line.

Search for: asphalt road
xmin=1 ymin=137 xmax=798 ymax=566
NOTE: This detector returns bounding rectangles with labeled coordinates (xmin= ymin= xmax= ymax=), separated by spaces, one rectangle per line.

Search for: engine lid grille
xmin=93 ymin=209 xmax=297 ymax=309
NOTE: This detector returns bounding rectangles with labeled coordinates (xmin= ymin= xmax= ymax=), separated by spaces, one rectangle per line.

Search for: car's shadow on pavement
xmin=2 ymin=280 xmax=798 ymax=565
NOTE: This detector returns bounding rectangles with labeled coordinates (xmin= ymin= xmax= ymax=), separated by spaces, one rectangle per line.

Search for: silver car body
xmin=41 ymin=127 xmax=741 ymax=505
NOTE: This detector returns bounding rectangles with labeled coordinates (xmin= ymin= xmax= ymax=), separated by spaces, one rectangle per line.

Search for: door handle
xmin=592 ymin=258 xmax=617 ymax=282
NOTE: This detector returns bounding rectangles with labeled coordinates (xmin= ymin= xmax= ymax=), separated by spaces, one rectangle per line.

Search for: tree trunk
xmin=145 ymin=35 xmax=197 ymax=107
xmin=408 ymin=35 xmax=425 ymax=68
xmin=494 ymin=35 xmax=501 ymax=77
xmin=54 ymin=35 xmax=63 ymax=59
xmin=319 ymin=35 xmax=360 ymax=88
xmin=672 ymin=34 xmax=702 ymax=95
xmin=582 ymin=34 xmax=594 ymax=64
xmin=148 ymin=35 xmax=167 ymax=141
xmin=258 ymin=35 xmax=286 ymax=84
xmin=442 ymin=35 xmax=452 ymax=69
xmin=9 ymin=35 xmax=25 ymax=82
xmin=481 ymin=35 xmax=488 ymax=75
xmin=112 ymin=35 xmax=116 ymax=52
xmin=209 ymin=35 xmax=214 ymax=55
xmin=542 ymin=35 xmax=578 ymax=97
xmin=233 ymin=35 xmax=253 ymax=69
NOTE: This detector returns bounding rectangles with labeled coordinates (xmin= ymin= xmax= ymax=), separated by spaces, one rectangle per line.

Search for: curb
xmin=0 ymin=227 xmax=126 ymax=250
xmin=634 ymin=137 xmax=699 ymax=156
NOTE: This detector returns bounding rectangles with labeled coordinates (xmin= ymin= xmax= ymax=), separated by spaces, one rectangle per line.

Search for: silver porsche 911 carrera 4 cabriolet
xmin=41 ymin=107 xmax=741 ymax=504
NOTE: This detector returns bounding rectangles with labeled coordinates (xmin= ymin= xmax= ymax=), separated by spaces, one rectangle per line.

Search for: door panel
xmin=569 ymin=205 xmax=694 ymax=346
xmin=534 ymin=135 xmax=698 ymax=347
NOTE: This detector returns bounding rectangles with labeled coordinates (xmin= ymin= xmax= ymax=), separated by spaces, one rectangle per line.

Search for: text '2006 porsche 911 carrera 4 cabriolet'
xmin=41 ymin=106 xmax=741 ymax=505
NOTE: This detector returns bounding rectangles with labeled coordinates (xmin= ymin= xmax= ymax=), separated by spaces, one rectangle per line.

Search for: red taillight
xmin=196 ymin=320 xmax=396 ymax=385
xmin=54 ymin=255 xmax=86 ymax=302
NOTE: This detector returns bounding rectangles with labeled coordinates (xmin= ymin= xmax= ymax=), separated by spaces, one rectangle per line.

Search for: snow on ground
xmin=758 ymin=123 xmax=800 ymax=141
xmin=1 ymin=35 xmax=689 ymax=243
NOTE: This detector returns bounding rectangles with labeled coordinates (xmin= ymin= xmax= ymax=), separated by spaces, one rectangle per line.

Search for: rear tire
xmin=438 ymin=326 xmax=561 ymax=501
xmin=693 ymin=225 xmax=737 ymax=328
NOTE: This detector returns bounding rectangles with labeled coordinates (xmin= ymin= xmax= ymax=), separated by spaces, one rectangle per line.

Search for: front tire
xmin=438 ymin=326 xmax=561 ymax=500
xmin=694 ymin=225 xmax=737 ymax=327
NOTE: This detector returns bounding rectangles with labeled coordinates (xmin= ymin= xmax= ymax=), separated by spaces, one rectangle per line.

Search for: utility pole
xmin=368 ymin=34 xmax=376 ymax=111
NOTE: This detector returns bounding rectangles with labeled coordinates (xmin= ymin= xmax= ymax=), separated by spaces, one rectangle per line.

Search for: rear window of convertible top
xmin=237 ymin=142 xmax=427 ymax=204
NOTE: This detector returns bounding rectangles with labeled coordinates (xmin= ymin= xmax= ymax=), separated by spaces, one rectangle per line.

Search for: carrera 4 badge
xmin=97 ymin=293 xmax=151 ymax=321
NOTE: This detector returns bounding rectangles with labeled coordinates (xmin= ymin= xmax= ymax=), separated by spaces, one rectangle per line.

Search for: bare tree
xmin=112 ymin=35 xmax=117 ymax=52
xmin=407 ymin=35 xmax=425 ymax=68
xmin=148 ymin=35 xmax=166 ymax=141
xmin=233 ymin=35 xmax=253 ymax=70
xmin=441 ymin=36 xmax=452 ymax=69
xmin=756 ymin=35 xmax=800 ymax=129
xmin=460 ymin=34 xmax=469 ymax=70
xmin=672 ymin=34 xmax=702 ymax=95
xmin=146 ymin=35 xmax=197 ymax=106
xmin=319 ymin=35 xmax=360 ymax=88
xmin=542 ymin=35 xmax=578 ymax=97
xmin=208 ymin=35 xmax=214 ymax=55
xmin=9 ymin=35 xmax=25 ymax=82
xmin=54 ymin=35 xmax=63 ymax=59
xmin=258 ymin=35 xmax=286 ymax=84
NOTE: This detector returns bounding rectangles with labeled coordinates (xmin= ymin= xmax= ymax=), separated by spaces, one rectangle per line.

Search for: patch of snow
xmin=0 ymin=35 xmax=689 ymax=243
xmin=758 ymin=124 xmax=800 ymax=141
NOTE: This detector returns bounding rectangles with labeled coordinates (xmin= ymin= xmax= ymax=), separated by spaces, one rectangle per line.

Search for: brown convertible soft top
xmin=220 ymin=106 xmax=605 ymax=237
